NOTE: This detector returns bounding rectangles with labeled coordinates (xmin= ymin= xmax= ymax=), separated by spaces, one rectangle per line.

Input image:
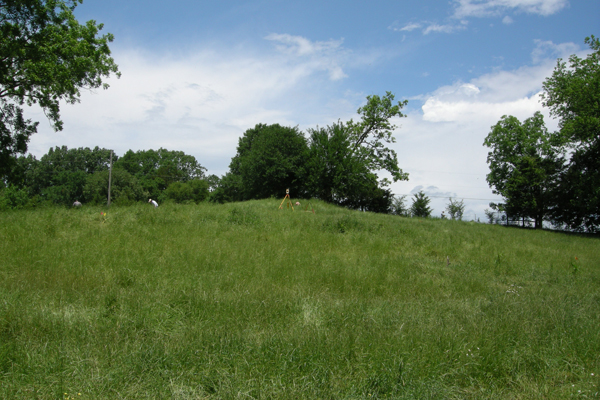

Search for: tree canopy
xmin=410 ymin=191 xmax=432 ymax=218
xmin=345 ymin=91 xmax=409 ymax=183
xmin=114 ymin=148 xmax=206 ymax=200
xmin=222 ymin=123 xmax=308 ymax=201
xmin=483 ymin=112 xmax=562 ymax=229
xmin=0 ymin=0 xmax=119 ymax=178
xmin=216 ymin=92 xmax=408 ymax=212
xmin=541 ymin=35 xmax=600 ymax=232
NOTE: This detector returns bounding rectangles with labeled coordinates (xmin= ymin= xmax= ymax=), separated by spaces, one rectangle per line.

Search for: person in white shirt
xmin=148 ymin=199 xmax=158 ymax=208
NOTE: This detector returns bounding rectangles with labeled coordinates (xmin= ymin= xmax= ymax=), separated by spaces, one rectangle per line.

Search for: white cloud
xmin=453 ymin=0 xmax=569 ymax=18
xmin=264 ymin=33 xmax=348 ymax=80
xmin=531 ymin=39 xmax=579 ymax=63
xmin=502 ymin=15 xmax=514 ymax=24
xmin=391 ymin=21 xmax=467 ymax=35
xmin=388 ymin=43 xmax=580 ymax=219
xmin=398 ymin=22 xmax=422 ymax=32
xmin=26 ymin=41 xmax=354 ymax=176
xmin=24 ymin=36 xmax=582 ymax=221
xmin=423 ymin=23 xmax=467 ymax=35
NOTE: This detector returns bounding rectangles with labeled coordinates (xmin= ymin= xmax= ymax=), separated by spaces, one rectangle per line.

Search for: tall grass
xmin=0 ymin=200 xmax=599 ymax=399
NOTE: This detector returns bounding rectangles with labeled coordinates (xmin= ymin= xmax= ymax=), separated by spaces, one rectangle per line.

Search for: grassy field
xmin=0 ymin=199 xmax=599 ymax=399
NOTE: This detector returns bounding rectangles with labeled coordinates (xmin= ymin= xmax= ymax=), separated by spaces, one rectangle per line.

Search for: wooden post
xmin=107 ymin=150 xmax=113 ymax=207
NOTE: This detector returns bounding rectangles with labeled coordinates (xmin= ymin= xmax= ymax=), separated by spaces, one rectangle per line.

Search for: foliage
xmin=5 ymin=145 xmax=113 ymax=205
xmin=227 ymin=123 xmax=308 ymax=201
xmin=483 ymin=112 xmax=562 ymax=229
xmin=0 ymin=185 xmax=40 ymax=209
xmin=446 ymin=197 xmax=465 ymax=221
xmin=161 ymin=179 xmax=209 ymax=204
xmin=484 ymin=208 xmax=496 ymax=224
xmin=306 ymin=122 xmax=393 ymax=212
xmin=541 ymin=35 xmax=600 ymax=232
xmin=304 ymin=92 xmax=408 ymax=212
xmin=83 ymin=168 xmax=145 ymax=205
xmin=0 ymin=103 xmax=37 ymax=178
xmin=391 ymin=194 xmax=409 ymax=216
xmin=209 ymin=172 xmax=242 ymax=204
xmin=345 ymin=91 xmax=409 ymax=183
xmin=410 ymin=190 xmax=432 ymax=217
xmin=114 ymin=148 xmax=206 ymax=200
xmin=0 ymin=0 xmax=119 ymax=176
xmin=205 ymin=174 xmax=221 ymax=192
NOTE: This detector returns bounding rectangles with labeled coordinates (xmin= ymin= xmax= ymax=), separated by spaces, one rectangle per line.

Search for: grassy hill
xmin=1 ymin=200 xmax=599 ymax=399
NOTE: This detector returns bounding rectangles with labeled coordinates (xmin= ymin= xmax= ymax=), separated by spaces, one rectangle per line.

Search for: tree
xmin=446 ymin=198 xmax=465 ymax=221
xmin=391 ymin=194 xmax=409 ymax=216
xmin=114 ymin=148 xmax=206 ymax=200
xmin=83 ymin=169 xmax=144 ymax=205
xmin=541 ymin=35 xmax=600 ymax=232
xmin=345 ymin=91 xmax=409 ymax=183
xmin=162 ymin=179 xmax=209 ymax=204
xmin=483 ymin=112 xmax=562 ymax=229
xmin=305 ymin=92 xmax=409 ymax=212
xmin=228 ymin=123 xmax=309 ymax=201
xmin=410 ymin=191 xmax=432 ymax=218
xmin=0 ymin=0 xmax=120 ymax=179
xmin=306 ymin=122 xmax=394 ymax=212
xmin=5 ymin=145 xmax=113 ymax=205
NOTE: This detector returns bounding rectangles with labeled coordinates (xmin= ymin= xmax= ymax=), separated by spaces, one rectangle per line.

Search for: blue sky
xmin=27 ymin=0 xmax=599 ymax=219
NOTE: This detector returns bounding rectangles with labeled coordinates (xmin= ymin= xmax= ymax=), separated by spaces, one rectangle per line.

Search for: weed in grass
xmin=571 ymin=256 xmax=580 ymax=275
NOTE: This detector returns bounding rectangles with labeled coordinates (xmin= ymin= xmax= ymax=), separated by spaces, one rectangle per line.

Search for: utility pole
xmin=107 ymin=150 xmax=113 ymax=207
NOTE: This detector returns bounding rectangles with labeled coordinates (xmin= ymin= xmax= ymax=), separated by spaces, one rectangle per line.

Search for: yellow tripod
xmin=278 ymin=189 xmax=295 ymax=211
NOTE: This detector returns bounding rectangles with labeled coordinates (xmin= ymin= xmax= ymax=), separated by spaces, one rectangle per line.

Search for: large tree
xmin=0 ymin=0 xmax=119 ymax=178
xmin=345 ymin=91 xmax=409 ymax=183
xmin=306 ymin=122 xmax=393 ymax=212
xmin=226 ymin=123 xmax=309 ymax=201
xmin=306 ymin=92 xmax=409 ymax=212
xmin=541 ymin=35 xmax=600 ymax=232
xmin=483 ymin=112 xmax=562 ymax=229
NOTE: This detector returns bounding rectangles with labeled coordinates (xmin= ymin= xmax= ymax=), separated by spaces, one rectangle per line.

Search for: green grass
xmin=0 ymin=200 xmax=599 ymax=399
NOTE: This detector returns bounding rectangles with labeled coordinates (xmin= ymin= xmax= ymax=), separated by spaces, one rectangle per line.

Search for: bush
xmin=162 ymin=179 xmax=209 ymax=204
xmin=0 ymin=186 xmax=33 ymax=210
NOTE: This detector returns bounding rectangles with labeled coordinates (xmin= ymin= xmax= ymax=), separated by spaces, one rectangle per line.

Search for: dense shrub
xmin=162 ymin=179 xmax=209 ymax=203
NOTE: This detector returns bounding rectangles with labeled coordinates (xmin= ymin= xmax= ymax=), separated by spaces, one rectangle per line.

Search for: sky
xmin=25 ymin=0 xmax=599 ymax=219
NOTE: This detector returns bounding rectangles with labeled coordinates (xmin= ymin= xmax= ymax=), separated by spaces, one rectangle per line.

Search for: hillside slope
xmin=1 ymin=200 xmax=599 ymax=399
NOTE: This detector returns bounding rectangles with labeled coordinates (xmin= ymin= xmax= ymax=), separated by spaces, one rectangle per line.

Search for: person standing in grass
xmin=149 ymin=199 xmax=158 ymax=208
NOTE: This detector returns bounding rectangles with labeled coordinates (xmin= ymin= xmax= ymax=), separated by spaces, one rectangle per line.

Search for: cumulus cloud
xmin=26 ymin=40 xmax=354 ymax=176
xmin=388 ymin=41 xmax=583 ymax=219
xmin=452 ymin=0 xmax=569 ymax=18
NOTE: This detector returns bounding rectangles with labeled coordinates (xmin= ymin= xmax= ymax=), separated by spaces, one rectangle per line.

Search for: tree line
xmin=484 ymin=35 xmax=599 ymax=232
xmin=0 ymin=146 xmax=211 ymax=208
